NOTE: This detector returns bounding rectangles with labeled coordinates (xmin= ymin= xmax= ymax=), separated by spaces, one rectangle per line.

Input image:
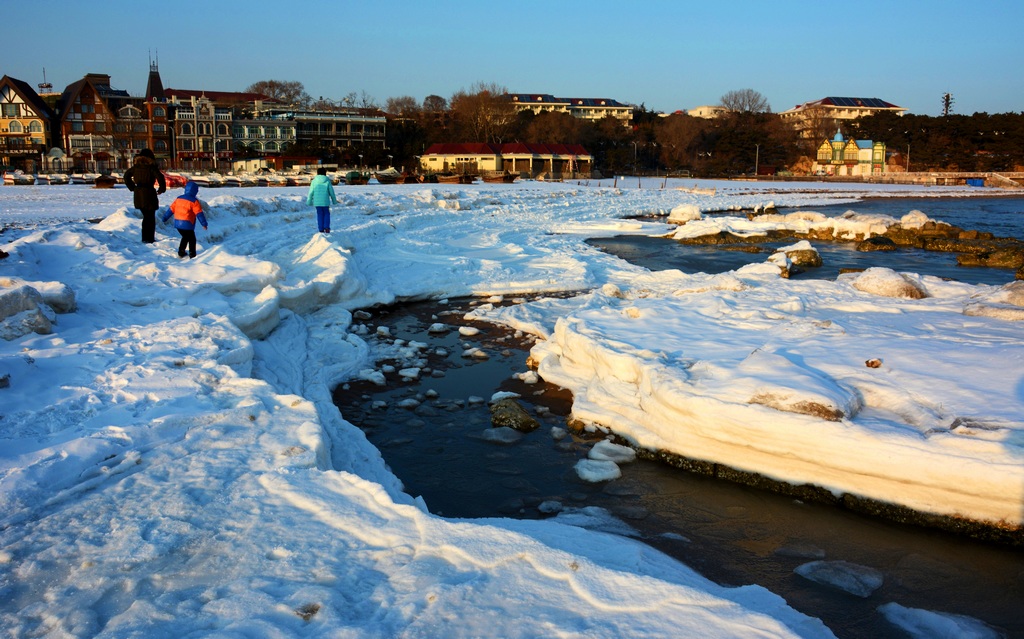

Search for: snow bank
xmin=1 ymin=182 xmax=861 ymax=638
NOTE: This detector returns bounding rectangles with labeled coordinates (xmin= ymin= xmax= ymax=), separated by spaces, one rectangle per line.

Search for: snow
xmin=0 ymin=178 xmax=1017 ymax=638
xmin=877 ymin=603 xmax=1004 ymax=639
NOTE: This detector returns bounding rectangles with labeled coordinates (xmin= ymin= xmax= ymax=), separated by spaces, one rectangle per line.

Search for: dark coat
xmin=124 ymin=155 xmax=167 ymax=211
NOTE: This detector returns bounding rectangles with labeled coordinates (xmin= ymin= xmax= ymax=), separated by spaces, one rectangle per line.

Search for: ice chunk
xmin=589 ymin=440 xmax=636 ymax=463
xmin=480 ymin=427 xmax=523 ymax=444
xmin=574 ymin=459 xmax=621 ymax=482
xmin=794 ymin=560 xmax=883 ymax=597
xmin=878 ymin=602 xmax=1002 ymax=639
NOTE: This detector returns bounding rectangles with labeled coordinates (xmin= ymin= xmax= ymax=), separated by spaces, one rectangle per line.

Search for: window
xmin=181 ymin=139 xmax=194 ymax=151
xmin=153 ymin=124 xmax=165 ymax=133
xmin=9 ymin=121 xmax=22 ymax=133
xmin=72 ymin=121 xmax=84 ymax=132
xmin=217 ymin=123 xmax=229 ymax=136
xmin=180 ymin=123 xmax=193 ymax=135
xmin=1 ymin=104 xmax=17 ymax=117
xmin=155 ymin=140 xmax=167 ymax=151
xmin=94 ymin=122 xmax=106 ymax=132
xmin=133 ymin=124 xmax=147 ymax=133
xmin=154 ymin=107 xmax=165 ymax=117
xmin=29 ymin=121 xmax=42 ymax=133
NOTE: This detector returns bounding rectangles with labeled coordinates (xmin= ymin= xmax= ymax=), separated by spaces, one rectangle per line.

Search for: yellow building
xmin=812 ymin=129 xmax=886 ymax=176
xmin=1 ymin=75 xmax=57 ymax=173
xmin=421 ymin=143 xmax=593 ymax=179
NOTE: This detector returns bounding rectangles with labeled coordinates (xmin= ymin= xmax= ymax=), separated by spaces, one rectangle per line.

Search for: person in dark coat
xmin=123 ymin=148 xmax=167 ymax=243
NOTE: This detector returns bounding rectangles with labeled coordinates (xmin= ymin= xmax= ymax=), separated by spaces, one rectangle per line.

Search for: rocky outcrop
xmin=856 ymin=236 xmax=898 ymax=252
xmin=675 ymin=214 xmax=1024 ymax=273
xmin=489 ymin=398 xmax=540 ymax=432
xmin=956 ymin=247 xmax=1024 ymax=269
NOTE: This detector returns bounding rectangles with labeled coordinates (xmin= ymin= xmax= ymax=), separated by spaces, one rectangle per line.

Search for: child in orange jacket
xmin=162 ymin=180 xmax=208 ymax=258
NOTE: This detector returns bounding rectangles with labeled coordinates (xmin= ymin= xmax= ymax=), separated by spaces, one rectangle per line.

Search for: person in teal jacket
xmin=306 ymin=167 xmax=338 ymax=233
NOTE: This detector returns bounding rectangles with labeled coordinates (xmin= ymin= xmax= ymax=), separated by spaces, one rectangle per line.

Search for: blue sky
xmin=5 ymin=0 xmax=1022 ymax=117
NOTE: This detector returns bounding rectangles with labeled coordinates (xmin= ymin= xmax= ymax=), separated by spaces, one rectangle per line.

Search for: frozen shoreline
xmin=1 ymin=180 xmax=1019 ymax=637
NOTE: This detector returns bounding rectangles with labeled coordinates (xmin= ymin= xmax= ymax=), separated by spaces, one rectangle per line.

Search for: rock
xmin=750 ymin=392 xmax=845 ymax=421
xmin=489 ymin=398 xmax=540 ymax=432
xmin=865 ymin=358 xmax=882 ymax=368
xmin=982 ymin=248 xmax=1024 ymax=269
xmin=0 ymin=284 xmax=55 ymax=340
xmin=856 ymin=236 xmax=898 ymax=252
xmin=848 ymin=267 xmax=927 ymax=299
xmin=775 ymin=241 xmax=823 ymax=267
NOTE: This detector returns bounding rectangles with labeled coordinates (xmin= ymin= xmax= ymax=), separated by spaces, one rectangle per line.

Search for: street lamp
xmin=632 ymin=141 xmax=638 ymax=174
xmin=906 ymin=144 xmax=911 ymax=173
xmin=387 ymin=154 xmax=393 ymax=168
xmin=754 ymin=144 xmax=761 ymax=177
xmin=358 ymin=154 xmax=363 ymax=169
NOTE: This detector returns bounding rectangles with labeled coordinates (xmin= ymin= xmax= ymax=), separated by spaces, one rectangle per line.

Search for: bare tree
xmin=523 ymin=111 xmax=580 ymax=144
xmin=654 ymin=112 xmax=703 ymax=169
xmin=449 ymin=81 xmax=516 ymax=143
xmin=245 ymin=80 xmax=311 ymax=107
xmin=386 ymin=96 xmax=420 ymax=117
xmin=720 ymin=89 xmax=771 ymax=113
xmin=799 ymin=105 xmax=837 ymax=146
xmin=357 ymin=90 xmax=379 ymax=110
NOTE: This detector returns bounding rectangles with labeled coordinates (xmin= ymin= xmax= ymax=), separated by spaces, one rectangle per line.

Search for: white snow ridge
xmin=1 ymin=178 xmax=1021 ymax=638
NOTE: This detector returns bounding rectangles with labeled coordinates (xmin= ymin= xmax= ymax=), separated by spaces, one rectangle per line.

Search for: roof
xmin=423 ymin=143 xmax=591 ymax=157
xmin=423 ymin=143 xmax=502 ymax=156
xmin=145 ymin=63 xmax=165 ymax=102
xmin=56 ymin=74 xmax=135 ymax=121
xmin=164 ymin=88 xmax=277 ymax=104
xmin=507 ymin=94 xmax=631 ymax=108
xmin=500 ymin=143 xmax=591 ymax=156
xmin=795 ymin=97 xmax=904 ymax=111
xmin=0 ymin=75 xmax=54 ymax=120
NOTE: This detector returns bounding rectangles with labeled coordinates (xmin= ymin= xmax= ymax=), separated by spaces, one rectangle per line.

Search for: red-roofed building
xmin=421 ymin=142 xmax=592 ymax=178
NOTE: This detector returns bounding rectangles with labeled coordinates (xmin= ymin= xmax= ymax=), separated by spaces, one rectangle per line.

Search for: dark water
xmin=334 ymin=292 xmax=1024 ymax=639
xmin=590 ymin=196 xmax=1024 ymax=287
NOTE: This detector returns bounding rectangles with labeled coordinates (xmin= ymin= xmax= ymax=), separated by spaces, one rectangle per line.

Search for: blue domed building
xmin=813 ymin=128 xmax=887 ymax=177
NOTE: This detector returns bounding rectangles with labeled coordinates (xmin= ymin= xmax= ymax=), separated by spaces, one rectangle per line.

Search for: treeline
xmin=270 ymin=81 xmax=1024 ymax=176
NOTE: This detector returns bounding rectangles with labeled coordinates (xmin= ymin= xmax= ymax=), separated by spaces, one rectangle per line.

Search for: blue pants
xmin=316 ymin=207 xmax=331 ymax=233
